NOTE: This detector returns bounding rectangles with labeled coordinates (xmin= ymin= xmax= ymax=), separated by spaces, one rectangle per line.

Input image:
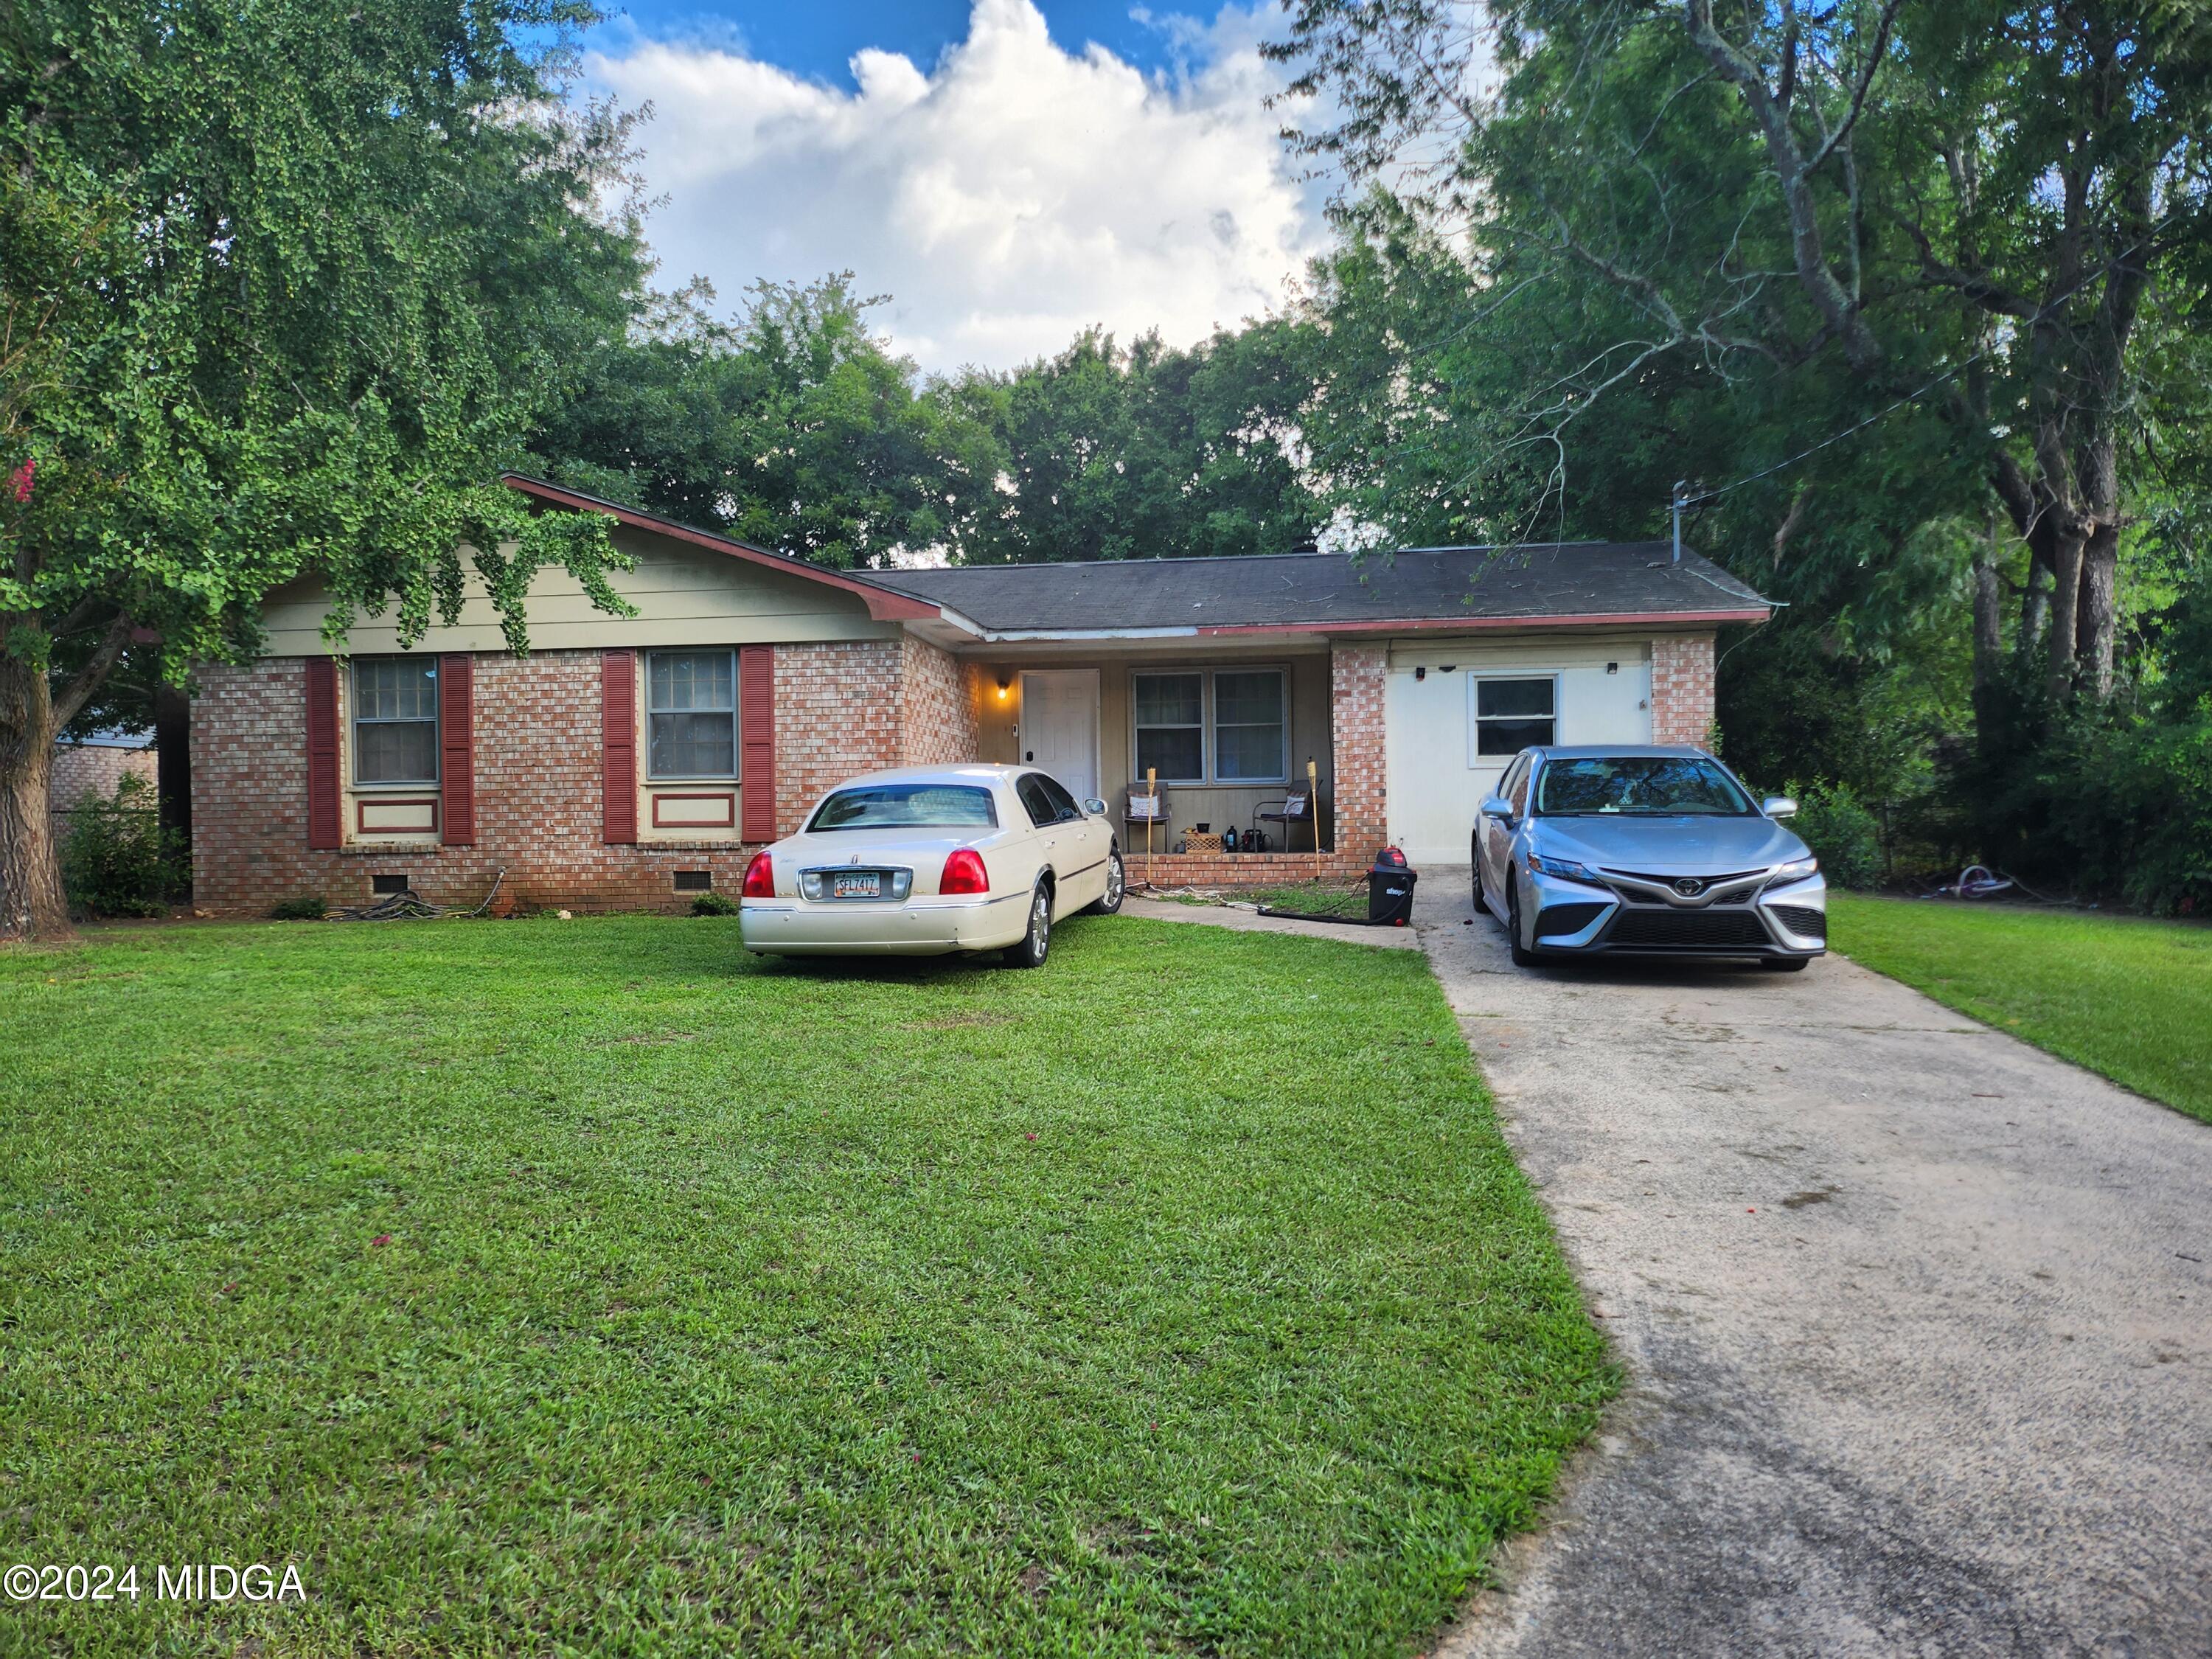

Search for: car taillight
xmin=939 ymin=849 xmax=990 ymax=895
xmin=741 ymin=852 xmax=776 ymax=898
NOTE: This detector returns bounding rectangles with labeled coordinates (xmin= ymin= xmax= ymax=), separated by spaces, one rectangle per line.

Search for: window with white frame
xmin=1471 ymin=675 xmax=1557 ymax=757
xmin=352 ymin=658 xmax=439 ymax=785
xmin=1211 ymin=669 xmax=1287 ymax=781
xmin=1131 ymin=668 xmax=1290 ymax=785
xmin=647 ymin=649 xmax=737 ymax=779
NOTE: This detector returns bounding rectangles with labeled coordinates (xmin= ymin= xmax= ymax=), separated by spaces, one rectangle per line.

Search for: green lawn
xmin=1159 ymin=879 xmax=1374 ymax=919
xmin=0 ymin=914 xmax=1610 ymax=1657
xmin=1829 ymin=896 xmax=2212 ymax=1125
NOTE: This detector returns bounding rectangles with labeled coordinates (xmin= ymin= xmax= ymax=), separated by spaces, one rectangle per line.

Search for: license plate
xmin=832 ymin=872 xmax=883 ymax=900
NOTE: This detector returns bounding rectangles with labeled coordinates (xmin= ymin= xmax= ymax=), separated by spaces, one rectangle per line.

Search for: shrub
xmin=690 ymin=891 xmax=740 ymax=917
xmin=60 ymin=772 xmax=182 ymax=918
xmin=1784 ymin=779 xmax=1883 ymax=890
xmin=269 ymin=895 xmax=330 ymax=921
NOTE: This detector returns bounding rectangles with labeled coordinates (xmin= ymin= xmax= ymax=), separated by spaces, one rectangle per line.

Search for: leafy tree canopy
xmin=0 ymin=0 xmax=647 ymax=935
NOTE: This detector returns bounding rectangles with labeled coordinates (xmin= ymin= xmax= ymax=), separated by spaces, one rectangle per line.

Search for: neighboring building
xmin=51 ymin=728 xmax=158 ymax=837
xmin=189 ymin=476 xmax=1770 ymax=914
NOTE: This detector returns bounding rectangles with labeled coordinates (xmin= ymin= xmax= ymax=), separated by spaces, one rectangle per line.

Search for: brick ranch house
xmin=189 ymin=476 xmax=1773 ymax=914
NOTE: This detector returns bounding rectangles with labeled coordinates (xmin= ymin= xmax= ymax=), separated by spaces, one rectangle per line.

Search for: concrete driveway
xmin=1421 ymin=888 xmax=2212 ymax=1658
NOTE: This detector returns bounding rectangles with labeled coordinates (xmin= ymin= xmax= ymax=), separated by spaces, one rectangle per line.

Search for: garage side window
xmin=1133 ymin=672 xmax=1204 ymax=783
xmin=353 ymin=658 xmax=439 ymax=785
xmin=647 ymin=650 xmax=737 ymax=779
xmin=1472 ymin=677 xmax=1556 ymax=757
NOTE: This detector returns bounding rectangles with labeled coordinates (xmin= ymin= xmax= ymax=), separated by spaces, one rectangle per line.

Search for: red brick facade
xmin=193 ymin=635 xmax=997 ymax=915
xmin=1328 ymin=644 xmax=1389 ymax=857
xmin=49 ymin=740 xmax=158 ymax=840
xmin=1651 ymin=633 xmax=1718 ymax=747
xmin=192 ymin=652 xmax=773 ymax=915
xmin=770 ymin=641 xmax=904 ymax=840
xmin=898 ymin=639 xmax=978 ymax=767
xmin=192 ymin=628 xmax=1729 ymax=912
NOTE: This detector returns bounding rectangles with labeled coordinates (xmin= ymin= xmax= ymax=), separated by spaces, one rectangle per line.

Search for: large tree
xmin=1270 ymin=0 xmax=2212 ymax=700
xmin=0 ymin=0 xmax=644 ymax=938
xmin=531 ymin=275 xmax=1007 ymax=569
xmin=950 ymin=320 xmax=1327 ymax=565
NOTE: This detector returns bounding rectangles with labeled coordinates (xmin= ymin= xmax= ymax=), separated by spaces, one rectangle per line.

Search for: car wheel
xmin=1472 ymin=832 xmax=1484 ymax=912
xmin=1086 ymin=849 xmax=1125 ymax=915
xmin=1506 ymin=874 xmax=1539 ymax=968
xmin=1005 ymin=881 xmax=1052 ymax=969
xmin=1763 ymin=956 xmax=1812 ymax=972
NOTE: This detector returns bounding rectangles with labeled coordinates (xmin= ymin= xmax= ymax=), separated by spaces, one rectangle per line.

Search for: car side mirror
xmin=1480 ymin=795 xmax=1517 ymax=826
xmin=1763 ymin=795 xmax=1798 ymax=820
xmin=1082 ymin=797 xmax=1107 ymax=818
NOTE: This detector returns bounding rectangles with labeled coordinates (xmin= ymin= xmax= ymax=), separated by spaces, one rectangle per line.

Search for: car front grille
xmin=1534 ymin=902 xmax=1610 ymax=939
xmin=1768 ymin=905 xmax=1826 ymax=941
xmin=1600 ymin=867 xmax=1767 ymax=902
xmin=1605 ymin=908 xmax=1774 ymax=948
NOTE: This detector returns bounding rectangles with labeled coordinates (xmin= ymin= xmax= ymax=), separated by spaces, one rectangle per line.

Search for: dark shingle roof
xmin=864 ymin=543 xmax=1768 ymax=634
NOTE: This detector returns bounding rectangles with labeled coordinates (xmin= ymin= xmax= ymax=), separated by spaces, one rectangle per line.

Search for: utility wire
xmin=1674 ymin=211 xmax=2181 ymax=514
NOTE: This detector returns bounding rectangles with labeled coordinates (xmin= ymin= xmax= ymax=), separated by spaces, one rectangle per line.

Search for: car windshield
xmin=1535 ymin=756 xmax=1754 ymax=817
xmin=809 ymin=784 xmax=998 ymax=832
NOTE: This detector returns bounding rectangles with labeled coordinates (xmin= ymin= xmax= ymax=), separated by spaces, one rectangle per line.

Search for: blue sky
xmin=573 ymin=0 xmax=1336 ymax=372
xmin=588 ymin=1 xmax=1197 ymax=85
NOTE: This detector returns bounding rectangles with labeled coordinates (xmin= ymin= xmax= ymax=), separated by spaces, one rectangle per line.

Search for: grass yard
xmin=0 ymin=913 xmax=1610 ymax=1657
xmin=1154 ymin=879 xmax=1376 ymax=919
xmin=1829 ymin=896 xmax=2212 ymax=1126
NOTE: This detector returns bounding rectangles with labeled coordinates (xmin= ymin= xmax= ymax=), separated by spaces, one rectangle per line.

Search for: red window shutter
xmin=305 ymin=657 xmax=341 ymax=849
xmin=439 ymin=654 xmax=475 ymax=846
xmin=602 ymin=649 xmax=638 ymax=844
xmin=740 ymin=645 xmax=776 ymax=841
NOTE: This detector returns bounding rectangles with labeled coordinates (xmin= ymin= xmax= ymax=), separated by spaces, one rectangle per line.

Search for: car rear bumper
xmin=1526 ymin=870 xmax=1827 ymax=958
xmin=739 ymin=891 xmax=1032 ymax=956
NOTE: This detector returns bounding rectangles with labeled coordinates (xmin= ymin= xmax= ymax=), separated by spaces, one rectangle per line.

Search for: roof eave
xmin=1197 ymin=607 xmax=1770 ymax=636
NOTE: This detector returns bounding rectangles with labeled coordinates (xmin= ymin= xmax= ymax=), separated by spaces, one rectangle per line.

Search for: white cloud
xmin=584 ymin=0 xmax=1331 ymax=372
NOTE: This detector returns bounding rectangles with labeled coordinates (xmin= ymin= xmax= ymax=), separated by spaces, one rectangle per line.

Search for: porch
xmin=953 ymin=642 xmax=1389 ymax=886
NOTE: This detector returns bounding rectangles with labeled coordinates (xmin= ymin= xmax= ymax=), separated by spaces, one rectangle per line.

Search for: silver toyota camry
xmin=1474 ymin=746 xmax=1826 ymax=970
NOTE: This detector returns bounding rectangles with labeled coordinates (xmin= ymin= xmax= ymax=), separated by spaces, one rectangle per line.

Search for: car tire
xmin=1004 ymin=881 xmax=1052 ymax=969
xmin=1506 ymin=874 xmax=1539 ymax=968
xmin=1763 ymin=956 xmax=1812 ymax=972
xmin=1085 ymin=849 xmax=1125 ymax=916
xmin=1472 ymin=831 xmax=1484 ymax=913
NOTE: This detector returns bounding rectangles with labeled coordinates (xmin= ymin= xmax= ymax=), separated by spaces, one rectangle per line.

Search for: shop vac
xmin=1255 ymin=846 xmax=1419 ymax=928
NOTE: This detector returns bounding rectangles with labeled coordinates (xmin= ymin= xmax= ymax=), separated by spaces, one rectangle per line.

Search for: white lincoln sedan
xmin=738 ymin=764 xmax=1125 ymax=964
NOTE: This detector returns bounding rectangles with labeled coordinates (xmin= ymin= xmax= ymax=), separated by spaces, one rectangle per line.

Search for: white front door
xmin=1019 ymin=669 xmax=1100 ymax=802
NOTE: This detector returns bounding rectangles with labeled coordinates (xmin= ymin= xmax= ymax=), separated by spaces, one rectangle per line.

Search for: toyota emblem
xmin=1672 ymin=877 xmax=1706 ymax=897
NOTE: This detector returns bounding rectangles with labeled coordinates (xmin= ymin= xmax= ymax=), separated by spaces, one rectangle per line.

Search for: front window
xmin=1213 ymin=670 xmax=1287 ymax=781
xmin=1472 ymin=677 xmax=1556 ymax=756
xmin=1132 ymin=667 xmax=1291 ymax=785
xmin=1535 ymin=756 xmax=1755 ymax=817
xmin=1133 ymin=672 xmax=1204 ymax=783
xmin=648 ymin=650 xmax=736 ymax=779
xmin=352 ymin=658 xmax=439 ymax=785
xmin=807 ymin=784 xmax=999 ymax=832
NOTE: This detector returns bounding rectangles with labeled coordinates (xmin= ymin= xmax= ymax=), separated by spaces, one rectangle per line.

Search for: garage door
xmin=1383 ymin=641 xmax=1653 ymax=870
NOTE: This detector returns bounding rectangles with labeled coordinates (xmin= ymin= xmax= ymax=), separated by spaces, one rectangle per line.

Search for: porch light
xmin=995 ymin=672 xmax=1011 ymax=699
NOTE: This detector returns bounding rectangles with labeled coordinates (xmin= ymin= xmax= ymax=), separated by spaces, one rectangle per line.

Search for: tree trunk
xmin=1971 ymin=538 xmax=2005 ymax=763
xmin=2044 ymin=518 xmax=2087 ymax=701
xmin=2016 ymin=540 xmax=2050 ymax=656
xmin=2078 ymin=521 xmax=2118 ymax=702
xmin=0 ymin=653 xmax=72 ymax=941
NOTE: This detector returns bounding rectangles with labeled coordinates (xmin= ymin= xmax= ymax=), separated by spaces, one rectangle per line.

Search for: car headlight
xmin=1527 ymin=851 xmax=1599 ymax=883
xmin=1767 ymin=855 xmax=1819 ymax=887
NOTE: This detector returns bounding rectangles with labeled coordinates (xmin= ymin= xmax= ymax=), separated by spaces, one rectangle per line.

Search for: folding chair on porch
xmin=1265 ymin=787 xmax=1310 ymax=849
